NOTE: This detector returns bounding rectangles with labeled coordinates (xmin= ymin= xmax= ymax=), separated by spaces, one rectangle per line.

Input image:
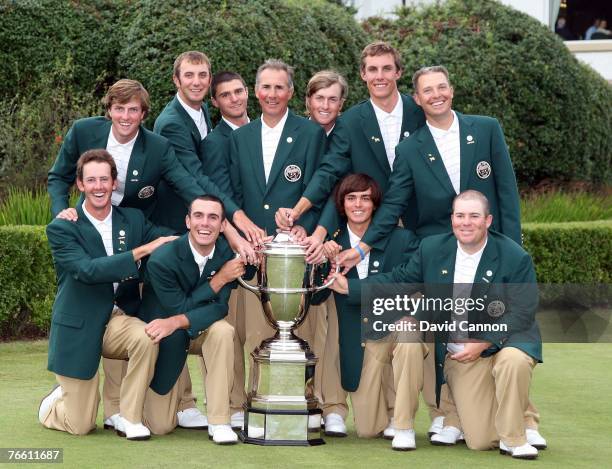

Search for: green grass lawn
xmin=1 ymin=340 xmax=611 ymax=468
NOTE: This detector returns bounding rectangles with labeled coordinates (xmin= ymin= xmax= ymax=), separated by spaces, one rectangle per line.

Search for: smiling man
xmin=138 ymin=195 xmax=244 ymax=444
xmin=228 ymin=58 xmax=327 ymax=376
xmin=40 ymin=149 xmax=177 ymax=440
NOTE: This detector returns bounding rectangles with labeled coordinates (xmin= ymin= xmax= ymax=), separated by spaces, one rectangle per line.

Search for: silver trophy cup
xmin=237 ymin=233 xmax=334 ymax=446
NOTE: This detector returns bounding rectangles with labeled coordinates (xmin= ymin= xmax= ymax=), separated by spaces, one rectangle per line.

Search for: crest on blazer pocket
xmin=138 ymin=186 xmax=155 ymax=199
xmin=284 ymin=164 xmax=302 ymax=182
xmin=476 ymin=161 xmax=492 ymax=179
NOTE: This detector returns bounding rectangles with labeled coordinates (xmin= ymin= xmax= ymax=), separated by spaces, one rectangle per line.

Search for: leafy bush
xmin=118 ymin=0 xmax=371 ymax=123
xmin=0 ymin=58 xmax=101 ymax=194
xmin=521 ymin=191 xmax=612 ymax=223
xmin=0 ymin=0 xmax=122 ymax=100
xmin=364 ymin=0 xmax=612 ymax=185
xmin=0 ymin=226 xmax=55 ymax=339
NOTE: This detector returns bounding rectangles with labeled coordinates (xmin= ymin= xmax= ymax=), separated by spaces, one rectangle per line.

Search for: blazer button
xmin=361 ymin=343 xmax=365 ymax=348
xmin=264 ymin=204 xmax=270 ymax=210
xmin=363 ymin=317 xmax=368 ymax=323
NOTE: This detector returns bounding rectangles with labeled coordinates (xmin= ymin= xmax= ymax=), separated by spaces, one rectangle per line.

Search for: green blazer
xmin=362 ymin=113 xmax=522 ymax=248
xmin=47 ymin=117 xmax=204 ymax=219
xmin=200 ymin=119 xmax=233 ymax=197
xmin=46 ymin=203 xmax=171 ymax=380
xmin=152 ymin=96 xmax=238 ymax=231
xmin=312 ymin=225 xmax=419 ymax=392
xmin=302 ymin=94 xmax=425 ymax=232
xmin=229 ymin=110 xmax=326 ymax=235
xmin=139 ymin=234 xmax=235 ymax=394
xmin=348 ymin=230 xmax=542 ymax=402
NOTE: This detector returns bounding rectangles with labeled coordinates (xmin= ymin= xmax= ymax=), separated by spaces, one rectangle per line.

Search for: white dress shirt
xmin=82 ymin=203 xmax=117 ymax=292
xmin=371 ymin=93 xmax=403 ymax=169
xmin=188 ymin=237 xmax=215 ymax=276
xmin=177 ymin=93 xmax=208 ymax=140
xmin=106 ymin=130 xmax=138 ymax=206
xmin=261 ymin=109 xmax=289 ymax=183
xmin=427 ymin=111 xmax=461 ymax=195
xmin=447 ymin=239 xmax=487 ymax=354
xmin=347 ymin=225 xmax=370 ymax=280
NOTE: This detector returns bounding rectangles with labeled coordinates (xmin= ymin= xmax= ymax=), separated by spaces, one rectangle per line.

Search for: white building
xmin=345 ymin=0 xmax=612 ymax=80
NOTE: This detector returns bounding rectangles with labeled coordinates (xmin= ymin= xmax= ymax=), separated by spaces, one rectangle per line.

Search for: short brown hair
xmin=255 ymin=59 xmax=294 ymax=90
xmin=76 ymin=149 xmax=118 ymax=182
xmin=334 ymin=173 xmax=382 ymax=219
xmin=452 ymin=190 xmax=490 ymax=216
xmin=102 ymin=79 xmax=150 ymax=118
xmin=412 ymin=65 xmax=451 ymax=92
xmin=305 ymin=70 xmax=348 ymax=114
xmin=211 ymin=71 xmax=247 ymax=99
xmin=188 ymin=194 xmax=226 ymax=221
xmin=360 ymin=41 xmax=403 ymax=73
xmin=173 ymin=51 xmax=211 ymax=78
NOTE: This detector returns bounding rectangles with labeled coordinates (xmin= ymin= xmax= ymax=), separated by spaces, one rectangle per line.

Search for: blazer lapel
xmin=91 ymin=120 xmax=113 ymax=148
xmin=436 ymin=236 xmax=457 ymax=284
xmin=458 ymin=113 xmax=477 ymax=192
xmin=172 ymin=97 xmax=201 ymax=144
xmin=473 ymin=234 xmax=498 ymax=292
xmin=203 ymin=103 xmax=213 ymax=132
xmin=417 ymin=129 xmax=457 ymax=196
xmin=246 ymin=120 xmax=266 ymax=195
xmin=111 ymin=209 xmax=129 ymax=254
xmin=177 ymin=235 xmax=200 ymax=289
xmin=123 ymin=126 xmax=147 ymax=200
xmin=360 ymin=102 xmax=391 ymax=176
xmin=265 ymin=111 xmax=299 ymax=195
xmin=337 ymin=229 xmax=359 ymax=281
xmin=399 ymin=94 xmax=418 ymax=143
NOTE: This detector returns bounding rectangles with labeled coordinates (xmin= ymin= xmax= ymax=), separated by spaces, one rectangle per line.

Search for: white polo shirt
xmin=371 ymin=93 xmax=403 ymax=169
xmin=106 ymin=129 xmax=138 ymax=206
xmin=177 ymin=93 xmax=208 ymax=140
xmin=261 ymin=109 xmax=289 ymax=183
xmin=427 ymin=111 xmax=461 ymax=195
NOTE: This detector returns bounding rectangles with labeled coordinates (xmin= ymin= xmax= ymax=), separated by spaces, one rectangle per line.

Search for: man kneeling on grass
xmin=138 ymin=195 xmax=245 ymax=444
xmin=39 ymin=149 xmax=177 ymax=440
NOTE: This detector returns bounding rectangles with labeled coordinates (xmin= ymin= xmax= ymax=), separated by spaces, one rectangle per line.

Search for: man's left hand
xmin=449 ymin=341 xmax=492 ymax=363
xmin=145 ymin=318 xmax=179 ymax=344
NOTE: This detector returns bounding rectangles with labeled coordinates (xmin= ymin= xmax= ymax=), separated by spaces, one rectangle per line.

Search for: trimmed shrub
xmin=1 ymin=221 xmax=609 ymax=338
xmin=523 ymin=221 xmax=611 ymax=284
xmin=364 ymin=0 xmax=612 ymax=185
xmin=118 ymin=0 xmax=371 ymax=123
xmin=0 ymin=226 xmax=55 ymax=339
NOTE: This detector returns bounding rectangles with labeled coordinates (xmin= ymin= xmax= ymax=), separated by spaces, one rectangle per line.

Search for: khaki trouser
xmin=295 ymin=297 xmax=349 ymax=418
xmin=349 ymin=339 xmax=428 ymax=437
xmin=443 ymin=346 xmax=536 ymax=450
xmin=143 ymin=319 xmax=235 ymax=434
xmin=42 ymin=310 xmax=158 ymax=434
xmin=225 ymin=287 xmax=247 ymax=414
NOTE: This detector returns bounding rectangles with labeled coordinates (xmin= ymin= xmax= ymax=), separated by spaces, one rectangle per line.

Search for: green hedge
xmin=118 ymin=0 xmax=371 ymax=123
xmin=1 ymin=221 xmax=609 ymax=338
xmin=0 ymin=226 xmax=55 ymax=339
xmin=364 ymin=0 xmax=612 ymax=185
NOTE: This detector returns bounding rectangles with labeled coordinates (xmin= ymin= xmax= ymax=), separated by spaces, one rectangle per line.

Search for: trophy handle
xmin=235 ymin=253 xmax=261 ymax=295
xmin=313 ymin=263 xmax=340 ymax=292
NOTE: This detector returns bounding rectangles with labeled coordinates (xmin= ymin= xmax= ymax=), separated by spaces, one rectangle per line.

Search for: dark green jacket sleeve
xmin=48 ymin=125 xmax=80 ymax=217
xmin=490 ymin=119 xmax=522 ymax=245
xmin=157 ymin=120 xmax=240 ymax=218
xmin=200 ymin=132 xmax=233 ymax=198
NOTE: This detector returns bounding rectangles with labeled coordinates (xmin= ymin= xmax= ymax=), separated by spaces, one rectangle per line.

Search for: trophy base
xmin=242 ymin=331 xmax=325 ymax=446
xmin=240 ymin=408 xmax=325 ymax=446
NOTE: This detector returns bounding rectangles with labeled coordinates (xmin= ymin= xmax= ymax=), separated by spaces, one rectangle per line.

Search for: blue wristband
xmin=355 ymin=245 xmax=366 ymax=261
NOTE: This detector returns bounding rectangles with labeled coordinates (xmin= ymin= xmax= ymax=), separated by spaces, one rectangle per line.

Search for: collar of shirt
xmin=427 ymin=110 xmax=459 ymax=140
xmin=222 ymin=116 xmax=249 ymax=131
xmin=176 ymin=93 xmax=205 ymax=126
xmin=261 ymin=108 xmax=289 ymax=134
xmin=370 ymin=92 xmax=403 ymax=122
xmin=107 ymin=127 xmax=139 ymax=151
xmin=455 ymin=237 xmax=487 ymax=267
xmin=82 ymin=202 xmax=113 ymax=228
xmin=326 ymin=123 xmax=335 ymax=136
xmin=188 ymin=236 xmax=215 ymax=274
